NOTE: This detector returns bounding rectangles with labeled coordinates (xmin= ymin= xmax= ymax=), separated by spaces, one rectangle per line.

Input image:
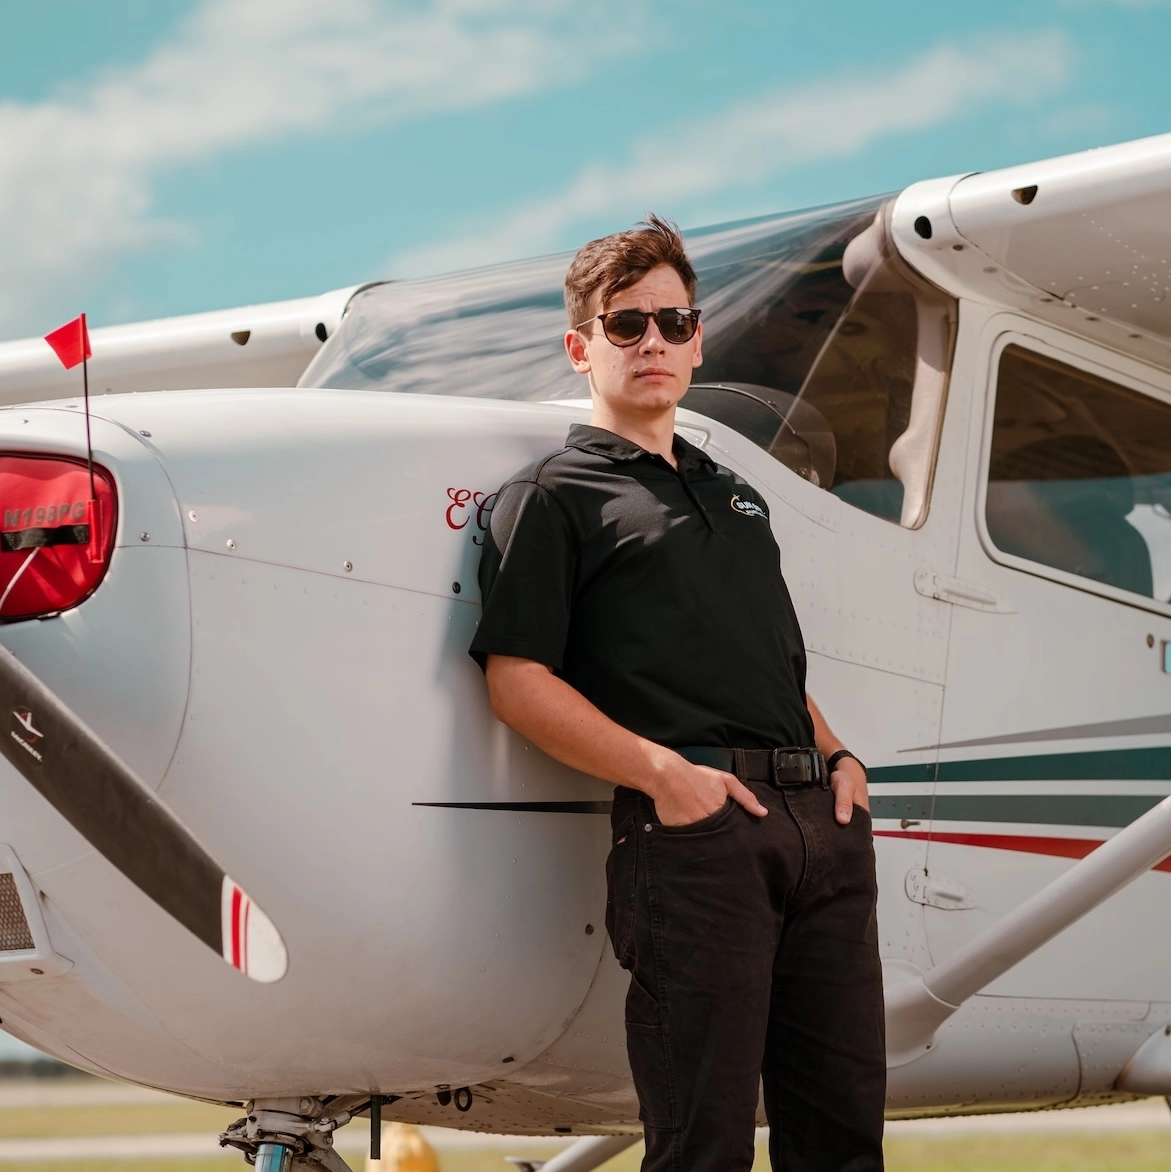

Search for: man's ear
xmin=691 ymin=321 xmax=704 ymax=369
xmin=565 ymin=329 xmax=592 ymax=375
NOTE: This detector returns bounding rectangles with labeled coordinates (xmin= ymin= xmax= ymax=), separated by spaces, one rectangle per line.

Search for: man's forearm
xmin=484 ymin=654 xmax=680 ymax=799
xmin=807 ymin=695 xmax=845 ymax=758
xmin=807 ymin=693 xmax=869 ymax=818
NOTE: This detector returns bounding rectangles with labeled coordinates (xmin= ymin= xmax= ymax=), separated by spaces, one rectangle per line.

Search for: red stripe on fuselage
xmin=874 ymin=829 xmax=1171 ymax=872
xmin=242 ymin=896 xmax=250 ymax=975
xmin=230 ymin=885 xmax=243 ymax=968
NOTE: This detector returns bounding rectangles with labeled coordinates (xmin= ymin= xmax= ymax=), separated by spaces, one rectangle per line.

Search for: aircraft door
xmin=928 ymin=319 xmax=1171 ymax=1004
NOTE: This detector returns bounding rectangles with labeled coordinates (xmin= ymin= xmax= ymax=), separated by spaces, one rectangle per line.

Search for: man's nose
xmin=638 ymin=320 xmax=668 ymax=353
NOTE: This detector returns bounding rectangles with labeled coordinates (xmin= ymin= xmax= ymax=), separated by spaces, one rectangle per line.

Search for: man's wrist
xmin=826 ymin=748 xmax=867 ymax=779
xmin=638 ymin=743 xmax=688 ymax=801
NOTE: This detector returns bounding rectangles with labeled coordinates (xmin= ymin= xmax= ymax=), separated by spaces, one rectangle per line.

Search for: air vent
xmin=0 ymin=846 xmax=72 ymax=980
xmin=0 ymin=872 xmax=34 ymax=951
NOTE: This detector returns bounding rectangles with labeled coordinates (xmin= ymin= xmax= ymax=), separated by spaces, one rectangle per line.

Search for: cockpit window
xmin=986 ymin=345 xmax=1171 ymax=603
xmin=680 ymin=384 xmax=839 ymax=490
xmin=300 ymin=196 xmax=954 ymax=527
xmin=683 ymin=201 xmax=954 ymax=527
xmin=298 ymin=255 xmax=577 ymax=401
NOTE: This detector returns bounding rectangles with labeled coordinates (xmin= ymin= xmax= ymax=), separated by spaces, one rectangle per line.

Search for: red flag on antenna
xmin=44 ymin=314 xmax=91 ymax=370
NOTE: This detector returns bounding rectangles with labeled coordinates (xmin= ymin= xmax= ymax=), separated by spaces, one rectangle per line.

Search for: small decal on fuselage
xmin=11 ymin=707 xmax=43 ymax=761
xmin=730 ymin=495 xmax=766 ymax=519
xmin=445 ymin=488 xmax=497 ymax=546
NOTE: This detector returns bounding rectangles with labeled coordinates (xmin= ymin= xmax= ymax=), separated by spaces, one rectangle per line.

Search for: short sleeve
xmin=469 ymin=479 xmax=577 ymax=671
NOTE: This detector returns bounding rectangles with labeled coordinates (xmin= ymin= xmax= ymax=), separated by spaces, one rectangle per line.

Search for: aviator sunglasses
xmin=576 ymin=307 xmax=701 ymax=348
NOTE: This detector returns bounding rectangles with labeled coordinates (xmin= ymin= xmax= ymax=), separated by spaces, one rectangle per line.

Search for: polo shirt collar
xmin=566 ymin=424 xmax=717 ymax=473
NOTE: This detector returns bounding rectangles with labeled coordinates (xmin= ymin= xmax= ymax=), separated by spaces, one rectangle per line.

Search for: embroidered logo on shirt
xmin=730 ymin=495 xmax=767 ymax=519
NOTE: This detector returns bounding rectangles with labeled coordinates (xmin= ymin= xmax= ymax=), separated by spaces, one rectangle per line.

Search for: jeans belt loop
xmin=733 ymin=747 xmax=748 ymax=783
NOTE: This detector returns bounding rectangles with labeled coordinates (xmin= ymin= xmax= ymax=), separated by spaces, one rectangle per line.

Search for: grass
xmin=3 ymin=1090 xmax=1171 ymax=1170
xmin=883 ymin=1132 xmax=1171 ymax=1171
xmin=0 ymin=1164 xmax=234 ymax=1172
xmin=0 ymin=1102 xmax=239 ymax=1139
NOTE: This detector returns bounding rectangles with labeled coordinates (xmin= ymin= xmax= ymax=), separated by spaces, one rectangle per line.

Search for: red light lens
xmin=0 ymin=456 xmax=117 ymax=620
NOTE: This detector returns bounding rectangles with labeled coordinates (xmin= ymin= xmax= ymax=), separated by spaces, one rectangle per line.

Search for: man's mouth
xmin=635 ymin=367 xmax=672 ymax=378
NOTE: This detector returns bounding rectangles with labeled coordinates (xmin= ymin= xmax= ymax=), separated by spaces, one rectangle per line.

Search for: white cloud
xmin=393 ymin=30 xmax=1075 ymax=277
xmin=0 ymin=0 xmax=634 ymax=338
xmin=1040 ymin=101 xmax=1116 ymax=139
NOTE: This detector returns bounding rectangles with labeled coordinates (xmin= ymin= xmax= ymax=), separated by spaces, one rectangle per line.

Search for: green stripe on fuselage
xmin=870 ymin=746 xmax=1171 ymax=785
xmin=868 ymin=745 xmax=1171 ymax=827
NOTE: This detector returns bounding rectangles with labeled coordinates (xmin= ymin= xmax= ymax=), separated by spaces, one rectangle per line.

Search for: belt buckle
xmin=769 ymin=748 xmax=826 ymax=788
xmin=768 ymin=748 xmax=785 ymax=785
xmin=769 ymin=747 xmax=802 ymax=787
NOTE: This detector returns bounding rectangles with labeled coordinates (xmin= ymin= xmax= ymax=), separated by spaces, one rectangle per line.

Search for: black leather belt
xmin=677 ymin=745 xmax=828 ymax=788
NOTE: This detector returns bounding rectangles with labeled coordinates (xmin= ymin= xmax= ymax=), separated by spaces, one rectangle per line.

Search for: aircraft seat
xmin=985 ymin=434 xmax=1153 ymax=598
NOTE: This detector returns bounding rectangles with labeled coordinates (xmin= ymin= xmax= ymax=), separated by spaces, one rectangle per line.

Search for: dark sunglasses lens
xmin=657 ymin=309 xmax=697 ymax=343
xmin=602 ymin=311 xmax=648 ymax=346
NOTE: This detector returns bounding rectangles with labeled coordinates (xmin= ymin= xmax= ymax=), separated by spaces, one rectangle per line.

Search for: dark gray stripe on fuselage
xmin=901 ymin=714 xmax=1171 ymax=753
xmin=869 ymin=791 xmax=1163 ymax=829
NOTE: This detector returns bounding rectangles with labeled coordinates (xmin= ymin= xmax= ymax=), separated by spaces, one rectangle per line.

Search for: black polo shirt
xmin=470 ymin=424 xmax=815 ymax=750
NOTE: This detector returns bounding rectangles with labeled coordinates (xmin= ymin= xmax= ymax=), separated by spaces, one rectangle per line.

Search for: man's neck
xmin=589 ymin=404 xmax=678 ymax=467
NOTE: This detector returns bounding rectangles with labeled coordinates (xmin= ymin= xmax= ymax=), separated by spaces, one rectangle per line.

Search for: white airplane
xmin=2 ymin=131 xmax=1171 ymax=1172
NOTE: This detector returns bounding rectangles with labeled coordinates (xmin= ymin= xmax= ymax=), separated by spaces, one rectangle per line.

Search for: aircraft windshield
xmin=300 ymin=198 xmax=885 ymax=403
xmin=300 ymin=195 xmax=951 ymax=527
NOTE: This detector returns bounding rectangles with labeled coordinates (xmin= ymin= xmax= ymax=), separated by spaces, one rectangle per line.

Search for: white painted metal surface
xmin=891 ymin=132 xmax=1171 ymax=371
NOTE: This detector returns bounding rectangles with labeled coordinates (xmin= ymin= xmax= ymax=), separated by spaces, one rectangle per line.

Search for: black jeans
xmin=606 ymin=780 xmax=885 ymax=1172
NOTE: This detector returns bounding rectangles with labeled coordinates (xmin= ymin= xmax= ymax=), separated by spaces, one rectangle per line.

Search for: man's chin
xmin=592 ymin=385 xmax=686 ymax=421
xmin=628 ymin=384 xmax=686 ymax=411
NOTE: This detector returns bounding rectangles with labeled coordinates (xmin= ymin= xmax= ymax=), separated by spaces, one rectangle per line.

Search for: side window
xmin=986 ymin=344 xmax=1171 ymax=602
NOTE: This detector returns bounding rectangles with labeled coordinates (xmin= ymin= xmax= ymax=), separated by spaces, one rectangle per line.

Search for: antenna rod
xmin=81 ymin=318 xmax=95 ymax=503
xmin=80 ymin=314 xmax=101 ymax=563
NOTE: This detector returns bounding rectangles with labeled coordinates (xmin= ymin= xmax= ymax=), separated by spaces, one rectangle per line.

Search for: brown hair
xmin=564 ymin=214 xmax=697 ymax=328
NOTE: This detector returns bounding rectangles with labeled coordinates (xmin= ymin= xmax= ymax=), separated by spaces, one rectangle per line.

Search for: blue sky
xmin=0 ymin=0 xmax=1167 ymax=344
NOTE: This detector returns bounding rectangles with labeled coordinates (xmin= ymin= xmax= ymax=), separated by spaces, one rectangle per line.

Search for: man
xmin=470 ymin=216 xmax=885 ymax=1171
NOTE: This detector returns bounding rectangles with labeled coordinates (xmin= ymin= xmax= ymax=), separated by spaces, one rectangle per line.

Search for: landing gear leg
xmin=255 ymin=1143 xmax=296 ymax=1172
xmin=221 ymin=1097 xmax=362 ymax=1172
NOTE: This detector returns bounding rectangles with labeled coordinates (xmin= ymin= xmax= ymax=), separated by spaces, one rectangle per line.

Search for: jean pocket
xmin=656 ymin=796 xmax=736 ymax=834
xmin=604 ymin=814 xmax=637 ymax=966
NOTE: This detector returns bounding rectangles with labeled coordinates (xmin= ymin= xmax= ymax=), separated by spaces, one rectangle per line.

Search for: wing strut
xmin=886 ymin=791 xmax=1171 ymax=1064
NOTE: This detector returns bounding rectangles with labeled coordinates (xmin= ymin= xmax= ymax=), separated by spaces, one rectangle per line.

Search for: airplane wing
xmin=0 ymin=286 xmax=367 ymax=407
